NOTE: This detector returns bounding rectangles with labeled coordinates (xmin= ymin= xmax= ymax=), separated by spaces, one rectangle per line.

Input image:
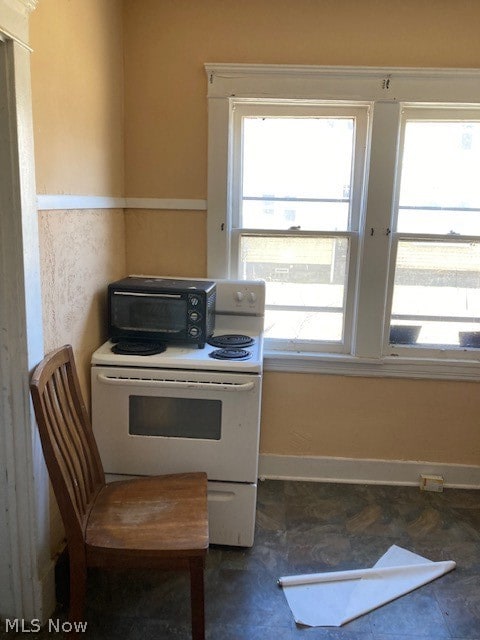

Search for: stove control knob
xmin=248 ymin=292 xmax=257 ymax=304
xmin=235 ymin=291 xmax=244 ymax=302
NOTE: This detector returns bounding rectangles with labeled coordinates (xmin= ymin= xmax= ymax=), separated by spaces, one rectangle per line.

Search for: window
xmin=388 ymin=111 xmax=480 ymax=351
xmin=206 ymin=65 xmax=480 ymax=378
xmin=231 ymin=103 xmax=369 ymax=353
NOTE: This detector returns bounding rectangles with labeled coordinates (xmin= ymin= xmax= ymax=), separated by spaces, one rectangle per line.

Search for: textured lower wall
xmin=38 ymin=208 xmax=126 ymax=554
xmin=38 ymin=209 xmax=126 ymax=396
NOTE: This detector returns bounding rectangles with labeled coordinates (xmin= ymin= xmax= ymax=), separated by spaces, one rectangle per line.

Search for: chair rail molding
xmin=36 ymin=194 xmax=207 ymax=211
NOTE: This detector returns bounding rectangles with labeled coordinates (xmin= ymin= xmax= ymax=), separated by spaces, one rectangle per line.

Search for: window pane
xmin=239 ymin=235 xmax=348 ymax=342
xmin=242 ymin=199 xmax=349 ymax=232
xmin=398 ymin=121 xmax=480 ymax=234
xmin=390 ymin=241 xmax=480 ymax=346
xmin=242 ymin=117 xmax=354 ymax=231
xmin=265 ymin=310 xmax=343 ymax=341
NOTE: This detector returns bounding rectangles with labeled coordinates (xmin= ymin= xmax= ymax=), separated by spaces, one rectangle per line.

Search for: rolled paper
xmin=278 ymin=560 xmax=456 ymax=588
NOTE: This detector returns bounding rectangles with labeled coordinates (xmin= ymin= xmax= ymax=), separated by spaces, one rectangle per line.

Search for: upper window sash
xmin=230 ymin=101 xmax=370 ymax=234
xmin=392 ymin=105 xmax=480 ymax=238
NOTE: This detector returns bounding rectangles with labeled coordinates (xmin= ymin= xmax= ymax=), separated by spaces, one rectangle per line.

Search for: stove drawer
xmin=207 ymin=481 xmax=257 ymax=547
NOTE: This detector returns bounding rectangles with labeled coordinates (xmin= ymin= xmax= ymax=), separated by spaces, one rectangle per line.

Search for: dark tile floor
xmin=2 ymin=480 xmax=480 ymax=639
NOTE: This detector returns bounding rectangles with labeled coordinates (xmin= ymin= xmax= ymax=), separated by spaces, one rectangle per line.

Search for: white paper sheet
xmin=279 ymin=544 xmax=455 ymax=627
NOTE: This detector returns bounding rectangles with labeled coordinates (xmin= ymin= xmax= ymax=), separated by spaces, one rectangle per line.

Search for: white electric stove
xmin=91 ymin=279 xmax=265 ymax=547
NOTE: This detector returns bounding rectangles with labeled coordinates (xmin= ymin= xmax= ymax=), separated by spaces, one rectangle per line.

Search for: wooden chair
xmin=30 ymin=345 xmax=208 ymax=640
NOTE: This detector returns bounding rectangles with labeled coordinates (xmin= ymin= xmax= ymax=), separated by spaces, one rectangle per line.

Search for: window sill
xmin=264 ymin=349 xmax=480 ymax=381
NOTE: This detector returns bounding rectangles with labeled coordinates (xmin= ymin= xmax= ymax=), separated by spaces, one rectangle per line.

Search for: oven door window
xmin=129 ymin=395 xmax=222 ymax=439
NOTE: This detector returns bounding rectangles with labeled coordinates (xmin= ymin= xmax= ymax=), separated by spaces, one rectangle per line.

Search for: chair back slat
xmin=42 ymin=379 xmax=88 ymax=515
xmin=30 ymin=345 xmax=105 ymax=543
xmin=52 ymin=367 xmax=95 ymax=508
xmin=59 ymin=365 xmax=103 ymax=492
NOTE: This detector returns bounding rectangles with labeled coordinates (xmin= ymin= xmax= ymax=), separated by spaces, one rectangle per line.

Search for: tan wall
xmin=123 ymin=0 xmax=480 ymax=199
xmin=123 ymin=0 xmax=480 ymax=466
xmin=261 ymin=373 xmax=480 ymax=464
xmin=125 ymin=210 xmax=207 ymax=276
xmin=30 ymin=0 xmax=124 ymax=196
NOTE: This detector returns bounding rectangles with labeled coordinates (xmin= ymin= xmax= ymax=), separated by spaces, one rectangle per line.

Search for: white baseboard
xmin=258 ymin=454 xmax=480 ymax=489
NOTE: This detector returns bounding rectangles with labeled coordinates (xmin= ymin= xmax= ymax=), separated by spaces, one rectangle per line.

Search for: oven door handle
xmin=96 ymin=374 xmax=256 ymax=392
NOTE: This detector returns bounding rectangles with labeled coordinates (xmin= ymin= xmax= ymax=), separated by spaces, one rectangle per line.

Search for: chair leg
xmin=68 ymin=551 xmax=87 ymax=624
xmin=189 ymin=557 xmax=205 ymax=640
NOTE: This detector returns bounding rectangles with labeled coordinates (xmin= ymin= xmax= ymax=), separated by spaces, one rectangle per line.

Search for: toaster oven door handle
xmin=96 ymin=373 xmax=255 ymax=392
xmin=112 ymin=291 xmax=182 ymax=298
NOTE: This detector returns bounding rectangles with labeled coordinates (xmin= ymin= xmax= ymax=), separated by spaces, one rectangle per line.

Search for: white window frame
xmin=230 ymin=100 xmax=370 ymax=354
xmin=206 ymin=63 xmax=480 ymax=380
xmin=384 ymin=105 xmax=480 ymax=360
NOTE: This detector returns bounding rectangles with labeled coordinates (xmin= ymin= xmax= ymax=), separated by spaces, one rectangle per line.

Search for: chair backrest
xmin=30 ymin=345 xmax=105 ymax=545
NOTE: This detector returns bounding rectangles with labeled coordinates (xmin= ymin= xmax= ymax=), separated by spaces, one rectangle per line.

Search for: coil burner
xmin=209 ymin=348 xmax=252 ymax=360
xmin=111 ymin=341 xmax=167 ymax=356
xmin=207 ymin=334 xmax=255 ymax=348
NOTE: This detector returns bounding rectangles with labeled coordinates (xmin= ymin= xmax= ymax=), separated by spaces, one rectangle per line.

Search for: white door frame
xmin=0 ymin=0 xmax=55 ymax=622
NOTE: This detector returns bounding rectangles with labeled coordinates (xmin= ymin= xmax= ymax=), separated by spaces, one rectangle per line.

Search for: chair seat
xmin=86 ymin=472 xmax=209 ymax=560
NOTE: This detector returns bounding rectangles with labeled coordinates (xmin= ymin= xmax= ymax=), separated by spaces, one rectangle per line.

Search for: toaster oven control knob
xmin=248 ymin=292 xmax=257 ymax=304
xmin=190 ymin=295 xmax=200 ymax=306
xmin=189 ymin=310 xmax=201 ymax=322
xmin=188 ymin=326 xmax=200 ymax=337
xmin=235 ymin=291 xmax=244 ymax=302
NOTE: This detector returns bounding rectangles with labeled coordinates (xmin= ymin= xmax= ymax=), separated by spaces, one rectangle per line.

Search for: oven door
xmin=91 ymin=365 xmax=261 ymax=483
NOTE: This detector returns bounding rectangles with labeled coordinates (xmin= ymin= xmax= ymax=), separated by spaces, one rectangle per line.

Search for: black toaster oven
xmin=108 ymin=276 xmax=216 ymax=348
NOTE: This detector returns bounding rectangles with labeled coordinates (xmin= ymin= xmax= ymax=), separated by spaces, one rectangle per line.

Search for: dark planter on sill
xmin=459 ymin=331 xmax=480 ymax=348
xmin=389 ymin=325 xmax=421 ymax=345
